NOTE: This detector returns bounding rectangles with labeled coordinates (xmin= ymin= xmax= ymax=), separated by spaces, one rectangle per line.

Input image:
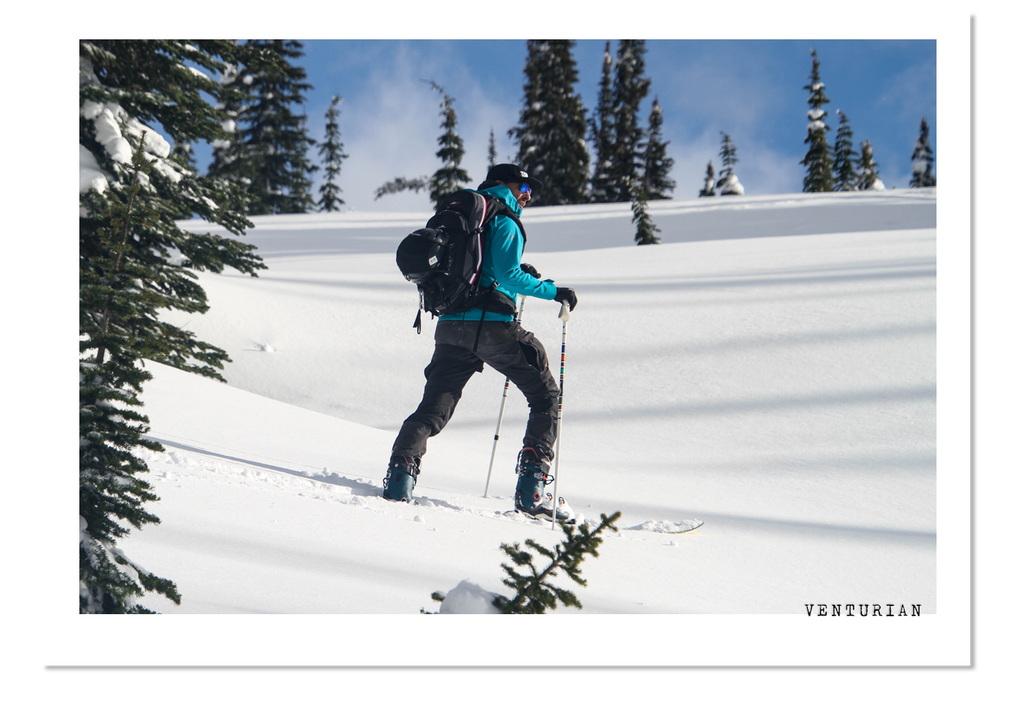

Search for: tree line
xmin=796 ymin=48 xmax=936 ymax=194
xmin=373 ymin=40 xmax=674 ymax=218
xmin=702 ymin=49 xmax=936 ymax=198
xmin=125 ymin=39 xmax=676 ymax=216
xmin=124 ymin=40 xmax=939 ymax=219
xmin=106 ymin=40 xmax=936 ymax=219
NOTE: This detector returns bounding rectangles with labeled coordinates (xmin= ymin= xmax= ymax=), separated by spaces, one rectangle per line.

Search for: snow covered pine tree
xmin=801 ymin=49 xmax=835 ymax=193
xmin=910 ymin=117 xmax=936 ymax=188
xmin=80 ymin=40 xmax=265 ymax=613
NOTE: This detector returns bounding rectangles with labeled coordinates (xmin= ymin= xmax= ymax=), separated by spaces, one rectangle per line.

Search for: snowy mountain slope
xmin=115 ymin=190 xmax=939 ymax=631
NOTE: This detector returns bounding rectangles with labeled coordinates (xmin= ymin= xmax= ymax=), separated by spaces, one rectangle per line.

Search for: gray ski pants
xmin=391 ymin=320 xmax=560 ymax=463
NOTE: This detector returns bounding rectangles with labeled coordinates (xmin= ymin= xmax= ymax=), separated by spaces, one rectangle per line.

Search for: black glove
xmin=521 ymin=263 xmax=541 ymax=279
xmin=554 ymin=287 xmax=578 ymax=311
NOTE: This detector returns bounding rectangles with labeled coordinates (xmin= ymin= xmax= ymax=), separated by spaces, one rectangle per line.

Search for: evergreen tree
xmin=588 ymin=41 xmax=616 ymax=203
xmin=801 ymin=49 xmax=834 ymax=192
xmin=80 ymin=40 xmax=265 ymax=613
xmin=641 ymin=96 xmax=675 ymax=199
xmin=631 ymin=178 xmax=661 ymax=245
xmin=716 ymin=132 xmax=745 ymax=196
xmin=607 ymin=40 xmax=652 ymax=202
xmin=832 ymin=110 xmax=860 ymax=191
xmin=426 ymin=80 xmax=471 ymax=208
xmin=509 ymin=40 xmax=590 ymax=206
xmin=374 ymin=80 xmax=469 ymax=209
xmin=699 ymin=161 xmax=717 ymax=197
xmin=856 ymin=139 xmax=885 ymax=190
xmin=910 ymin=117 xmax=936 ymax=187
xmin=235 ymin=40 xmax=318 ymax=214
xmin=317 ymin=95 xmax=349 ymax=212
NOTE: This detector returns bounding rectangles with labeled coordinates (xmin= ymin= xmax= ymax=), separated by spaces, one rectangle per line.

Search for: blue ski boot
xmin=383 ymin=456 xmax=419 ymax=502
xmin=514 ymin=447 xmax=574 ymax=522
xmin=514 ymin=447 xmax=551 ymax=515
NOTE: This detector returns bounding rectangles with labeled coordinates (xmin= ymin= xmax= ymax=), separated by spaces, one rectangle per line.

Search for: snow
xmin=61 ymin=187 xmax=973 ymax=672
xmin=81 ymin=100 xmax=176 ymax=189
xmin=436 ymin=580 xmax=503 ymax=614
xmin=718 ymin=172 xmax=745 ymax=195
xmin=84 ymin=101 xmax=133 ymax=164
xmin=79 ymin=144 xmax=109 ymax=194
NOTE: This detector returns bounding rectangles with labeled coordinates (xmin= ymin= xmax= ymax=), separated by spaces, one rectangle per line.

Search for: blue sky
xmin=197 ymin=39 xmax=936 ymax=212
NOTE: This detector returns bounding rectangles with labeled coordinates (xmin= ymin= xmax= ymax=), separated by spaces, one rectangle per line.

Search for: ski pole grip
xmin=558 ymin=300 xmax=571 ymax=322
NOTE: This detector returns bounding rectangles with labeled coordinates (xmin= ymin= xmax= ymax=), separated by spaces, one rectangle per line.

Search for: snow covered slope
xmin=71 ymin=188 xmax=961 ymax=667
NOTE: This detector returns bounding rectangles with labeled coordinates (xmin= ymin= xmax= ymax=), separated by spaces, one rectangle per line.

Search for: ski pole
xmin=550 ymin=300 xmax=571 ymax=529
xmin=484 ymin=296 xmax=524 ymax=498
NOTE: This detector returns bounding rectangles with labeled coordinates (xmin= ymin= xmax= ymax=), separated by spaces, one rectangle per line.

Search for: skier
xmin=384 ymin=163 xmax=578 ymax=519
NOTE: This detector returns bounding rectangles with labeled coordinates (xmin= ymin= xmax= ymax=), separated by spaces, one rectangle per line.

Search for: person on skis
xmin=384 ymin=163 xmax=578 ymax=519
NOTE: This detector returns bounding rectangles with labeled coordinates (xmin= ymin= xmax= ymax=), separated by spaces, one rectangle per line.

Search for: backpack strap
xmin=467 ymin=199 xmax=527 ymax=352
xmin=471 ymin=283 xmax=498 ymax=353
xmin=486 ymin=199 xmax=527 ymax=244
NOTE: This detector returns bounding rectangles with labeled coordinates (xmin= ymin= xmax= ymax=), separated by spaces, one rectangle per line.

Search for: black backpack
xmin=397 ymin=189 xmax=525 ymax=333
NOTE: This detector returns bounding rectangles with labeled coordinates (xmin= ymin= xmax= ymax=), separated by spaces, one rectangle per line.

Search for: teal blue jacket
xmin=439 ymin=184 xmax=557 ymax=322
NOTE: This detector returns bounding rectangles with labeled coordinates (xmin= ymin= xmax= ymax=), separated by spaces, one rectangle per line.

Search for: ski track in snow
xmin=138 ymin=440 xmax=701 ymax=536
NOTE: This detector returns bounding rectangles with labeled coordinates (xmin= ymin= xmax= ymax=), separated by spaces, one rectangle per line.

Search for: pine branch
xmin=492 ymin=511 xmax=621 ymax=614
xmin=374 ymin=176 xmax=429 ymax=200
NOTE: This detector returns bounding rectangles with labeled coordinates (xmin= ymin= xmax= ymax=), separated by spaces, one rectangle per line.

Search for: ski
xmin=502 ymin=509 xmax=577 ymax=526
